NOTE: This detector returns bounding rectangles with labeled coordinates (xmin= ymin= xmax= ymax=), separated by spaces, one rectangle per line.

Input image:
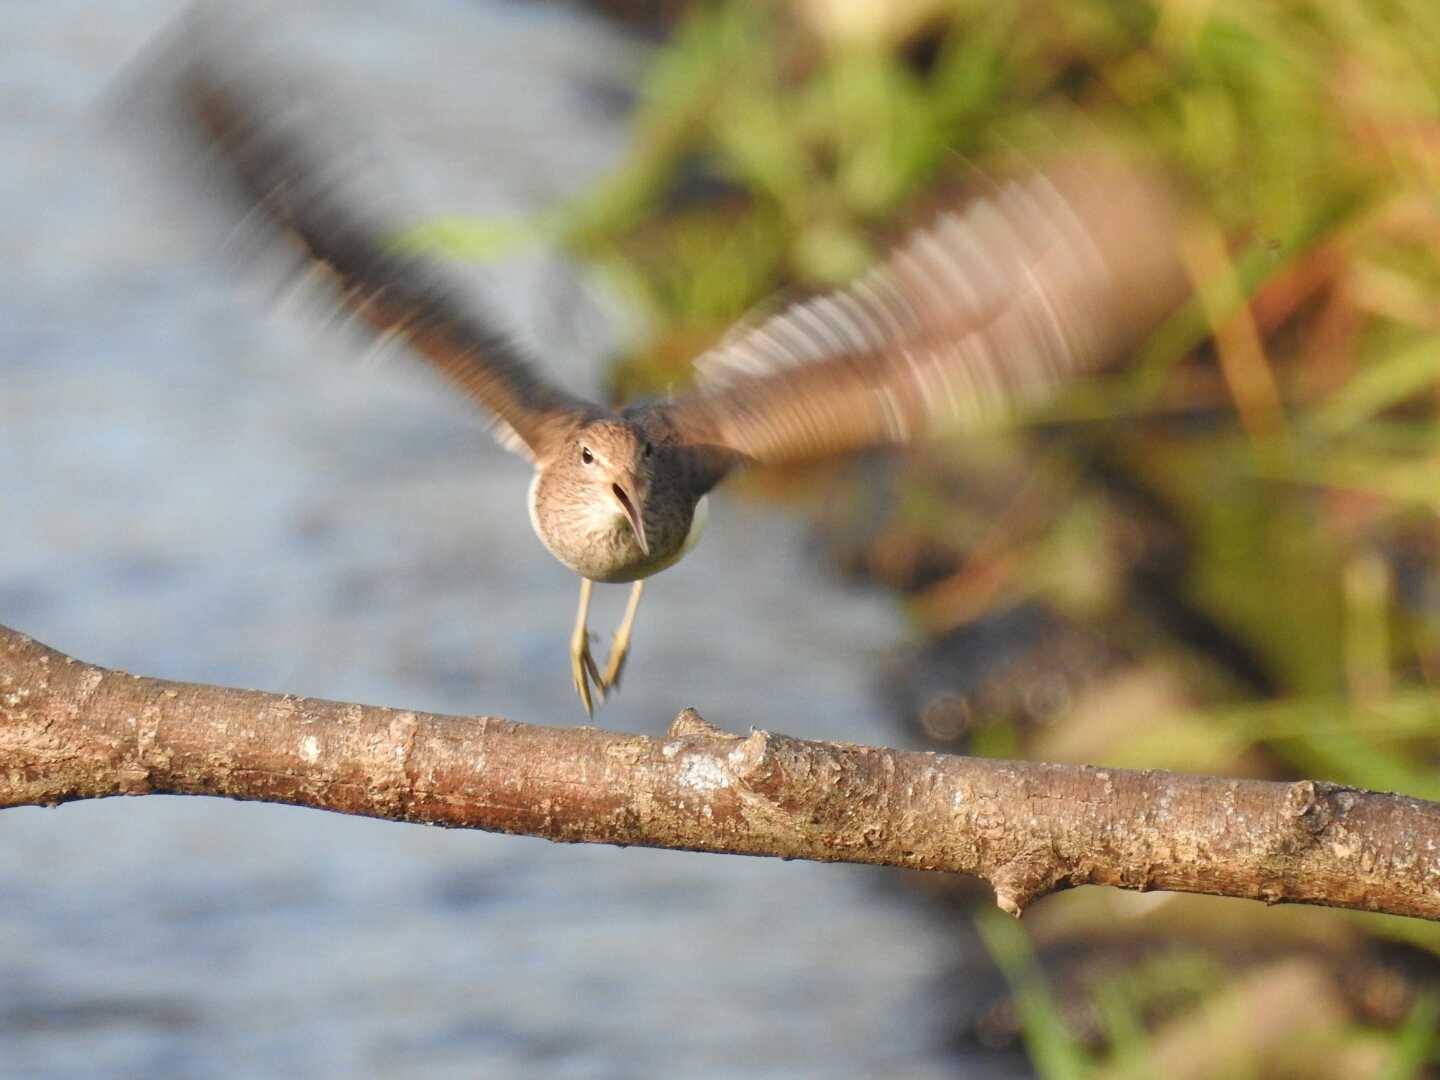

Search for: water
xmin=0 ymin=3 xmax=983 ymax=1076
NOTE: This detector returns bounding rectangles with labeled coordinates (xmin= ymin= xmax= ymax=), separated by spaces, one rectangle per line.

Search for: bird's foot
xmin=597 ymin=634 xmax=630 ymax=694
xmin=569 ymin=579 xmax=643 ymax=716
xmin=570 ymin=630 xmax=604 ymax=718
xmin=594 ymin=578 xmax=644 ymax=701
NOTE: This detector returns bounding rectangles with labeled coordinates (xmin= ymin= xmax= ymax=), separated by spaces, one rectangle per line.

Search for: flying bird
xmin=184 ymin=66 xmax=1185 ymax=716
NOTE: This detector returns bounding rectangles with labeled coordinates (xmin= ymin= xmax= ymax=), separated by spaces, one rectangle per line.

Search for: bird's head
xmin=549 ymin=419 xmax=655 ymax=556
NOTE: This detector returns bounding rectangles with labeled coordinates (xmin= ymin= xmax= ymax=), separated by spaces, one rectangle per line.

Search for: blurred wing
xmin=663 ymin=159 xmax=1186 ymax=466
xmin=184 ymin=66 xmax=588 ymax=463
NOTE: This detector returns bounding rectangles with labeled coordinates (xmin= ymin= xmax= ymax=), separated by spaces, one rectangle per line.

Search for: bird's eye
xmin=581 ymin=446 xmax=594 ymax=465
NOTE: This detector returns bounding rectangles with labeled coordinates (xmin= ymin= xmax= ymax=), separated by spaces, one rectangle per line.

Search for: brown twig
xmin=3 ymin=623 xmax=1438 ymax=919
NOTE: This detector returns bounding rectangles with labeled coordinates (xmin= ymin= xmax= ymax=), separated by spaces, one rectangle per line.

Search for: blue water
xmin=0 ymin=3 xmax=984 ymax=1077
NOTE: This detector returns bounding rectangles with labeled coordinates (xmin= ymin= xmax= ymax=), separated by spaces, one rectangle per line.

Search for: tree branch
xmin=3 ymin=623 xmax=1437 ymax=919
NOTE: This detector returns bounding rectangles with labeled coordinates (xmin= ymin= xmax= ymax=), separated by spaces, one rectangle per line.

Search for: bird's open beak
xmin=612 ymin=478 xmax=649 ymax=556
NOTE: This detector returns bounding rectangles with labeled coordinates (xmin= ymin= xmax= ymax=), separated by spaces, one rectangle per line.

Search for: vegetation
xmin=420 ymin=0 xmax=1440 ymax=1072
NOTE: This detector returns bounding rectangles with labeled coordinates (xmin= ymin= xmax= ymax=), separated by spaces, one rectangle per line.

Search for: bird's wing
xmin=660 ymin=159 xmax=1186 ymax=467
xmin=183 ymin=67 xmax=589 ymax=463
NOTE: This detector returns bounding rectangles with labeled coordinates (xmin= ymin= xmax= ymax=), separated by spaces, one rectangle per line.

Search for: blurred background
xmin=4 ymin=0 xmax=1440 ymax=1075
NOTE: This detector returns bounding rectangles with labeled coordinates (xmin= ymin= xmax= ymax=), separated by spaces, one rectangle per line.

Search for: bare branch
xmin=2 ymin=623 xmax=1437 ymax=919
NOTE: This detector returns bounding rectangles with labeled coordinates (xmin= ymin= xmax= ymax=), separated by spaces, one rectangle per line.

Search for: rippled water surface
xmin=0 ymin=4 xmax=983 ymax=1076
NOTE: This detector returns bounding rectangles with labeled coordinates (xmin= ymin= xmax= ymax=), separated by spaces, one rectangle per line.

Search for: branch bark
xmin=3 ymin=623 xmax=1438 ymax=920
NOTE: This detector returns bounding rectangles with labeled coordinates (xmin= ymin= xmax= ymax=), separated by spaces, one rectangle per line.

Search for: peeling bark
xmin=2 ymin=624 xmax=1439 ymax=920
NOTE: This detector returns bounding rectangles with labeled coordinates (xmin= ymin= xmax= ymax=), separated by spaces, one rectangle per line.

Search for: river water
xmin=0 ymin=3 xmax=994 ymax=1076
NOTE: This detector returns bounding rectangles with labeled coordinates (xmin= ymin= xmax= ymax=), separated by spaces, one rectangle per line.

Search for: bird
xmin=182 ymin=64 xmax=1186 ymax=716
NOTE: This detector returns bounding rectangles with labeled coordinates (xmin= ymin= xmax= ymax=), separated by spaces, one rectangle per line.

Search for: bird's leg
xmin=599 ymin=579 xmax=645 ymax=693
xmin=570 ymin=577 xmax=603 ymax=716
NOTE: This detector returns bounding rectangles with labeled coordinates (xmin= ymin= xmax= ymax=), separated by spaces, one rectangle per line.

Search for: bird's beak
xmin=612 ymin=477 xmax=649 ymax=556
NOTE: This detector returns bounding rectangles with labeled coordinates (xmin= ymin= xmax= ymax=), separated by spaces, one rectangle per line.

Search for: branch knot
xmin=991 ymin=843 xmax=1066 ymax=918
xmin=1285 ymin=779 xmax=1340 ymax=836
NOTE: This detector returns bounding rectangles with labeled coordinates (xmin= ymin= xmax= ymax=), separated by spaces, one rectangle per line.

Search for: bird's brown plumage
xmin=184 ymin=63 xmax=1184 ymax=500
xmin=664 ymin=161 xmax=1185 ymax=468
xmin=189 ymin=75 xmax=591 ymax=465
xmin=176 ymin=44 xmax=1188 ymax=712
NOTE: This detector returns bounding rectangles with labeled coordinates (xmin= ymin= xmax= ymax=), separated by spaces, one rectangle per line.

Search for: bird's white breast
xmin=527 ymin=470 xmax=544 ymax=542
xmin=682 ymin=493 xmax=709 ymax=555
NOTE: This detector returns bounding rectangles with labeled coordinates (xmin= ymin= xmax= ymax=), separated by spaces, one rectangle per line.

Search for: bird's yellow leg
xmin=570 ymin=577 xmax=603 ymax=716
xmin=599 ymin=579 xmax=645 ymax=693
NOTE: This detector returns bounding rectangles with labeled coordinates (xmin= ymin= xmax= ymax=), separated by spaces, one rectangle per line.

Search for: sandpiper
xmin=188 ymin=73 xmax=1185 ymax=715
